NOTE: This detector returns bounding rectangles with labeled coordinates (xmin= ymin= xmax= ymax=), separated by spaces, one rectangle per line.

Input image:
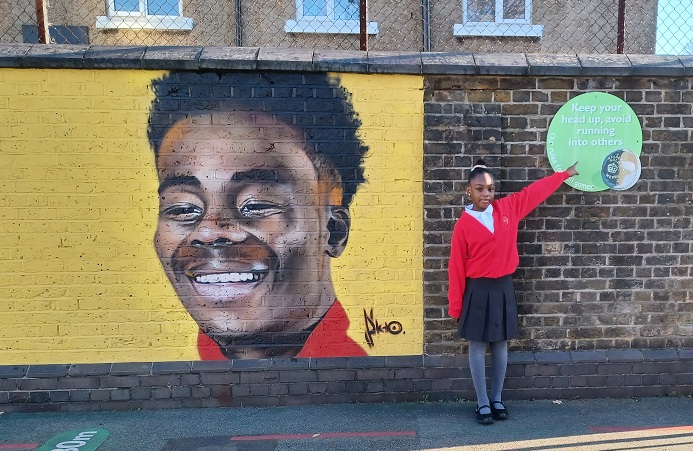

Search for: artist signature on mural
xmin=363 ymin=308 xmax=404 ymax=347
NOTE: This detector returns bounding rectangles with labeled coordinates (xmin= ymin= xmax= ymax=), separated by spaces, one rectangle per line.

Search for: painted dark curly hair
xmin=147 ymin=71 xmax=368 ymax=207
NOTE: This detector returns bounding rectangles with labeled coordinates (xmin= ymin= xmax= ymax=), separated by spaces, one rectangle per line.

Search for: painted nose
xmin=190 ymin=219 xmax=249 ymax=246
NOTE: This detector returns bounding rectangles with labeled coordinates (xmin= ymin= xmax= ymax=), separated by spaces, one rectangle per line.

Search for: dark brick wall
xmin=423 ymin=75 xmax=693 ymax=355
xmin=1 ymin=349 xmax=691 ymax=412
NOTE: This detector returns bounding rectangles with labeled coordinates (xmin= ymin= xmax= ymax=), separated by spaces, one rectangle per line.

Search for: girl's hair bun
xmin=468 ymin=159 xmax=493 ymax=183
xmin=471 ymin=159 xmax=488 ymax=170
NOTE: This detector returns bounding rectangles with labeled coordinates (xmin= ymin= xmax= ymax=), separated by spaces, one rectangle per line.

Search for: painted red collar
xmin=197 ymin=300 xmax=367 ymax=360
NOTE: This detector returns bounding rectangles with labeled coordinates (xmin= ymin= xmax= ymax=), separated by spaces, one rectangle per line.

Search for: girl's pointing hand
xmin=566 ymin=161 xmax=579 ymax=177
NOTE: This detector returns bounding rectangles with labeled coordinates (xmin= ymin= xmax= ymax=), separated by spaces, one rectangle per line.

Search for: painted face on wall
xmin=154 ymin=112 xmax=347 ymax=358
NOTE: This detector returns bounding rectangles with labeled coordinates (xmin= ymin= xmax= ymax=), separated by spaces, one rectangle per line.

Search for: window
xmin=96 ymin=0 xmax=193 ymax=30
xmin=285 ymin=0 xmax=378 ymax=34
xmin=454 ymin=0 xmax=542 ymax=37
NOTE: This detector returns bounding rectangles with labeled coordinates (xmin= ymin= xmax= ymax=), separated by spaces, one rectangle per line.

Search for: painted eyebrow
xmin=158 ymin=175 xmax=201 ymax=195
xmin=229 ymin=169 xmax=290 ymax=184
xmin=158 ymin=169 xmax=292 ymax=195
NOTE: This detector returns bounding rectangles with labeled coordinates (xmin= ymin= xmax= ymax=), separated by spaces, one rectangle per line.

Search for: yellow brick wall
xmin=335 ymin=74 xmax=424 ymax=356
xmin=0 ymin=69 xmax=424 ymax=364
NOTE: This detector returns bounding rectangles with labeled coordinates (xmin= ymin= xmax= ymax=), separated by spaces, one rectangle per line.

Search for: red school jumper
xmin=447 ymin=171 xmax=570 ymax=320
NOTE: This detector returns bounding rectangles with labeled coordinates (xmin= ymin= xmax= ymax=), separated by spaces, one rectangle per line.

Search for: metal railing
xmin=2 ymin=0 xmax=691 ymax=54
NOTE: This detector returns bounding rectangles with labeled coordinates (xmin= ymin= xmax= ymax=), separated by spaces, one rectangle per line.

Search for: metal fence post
xmin=360 ymin=0 xmax=368 ymax=51
xmin=617 ymin=0 xmax=626 ymax=53
xmin=236 ymin=0 xmax=243 ymax=46
xmin=422 ymin=0 xmax=431 ymax=51
xmin=35 ymin=0 xmax=49 ymax=43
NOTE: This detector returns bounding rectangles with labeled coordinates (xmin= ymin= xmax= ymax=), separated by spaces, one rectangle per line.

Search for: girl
xmin=448 ymin=159 xmax=579 ymax=424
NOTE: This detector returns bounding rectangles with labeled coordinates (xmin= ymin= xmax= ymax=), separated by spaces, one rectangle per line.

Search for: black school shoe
xmin=490 ymin=401 xmax=508 ymax=420
xmin=475 ymin=405 xmax=494 ymax=425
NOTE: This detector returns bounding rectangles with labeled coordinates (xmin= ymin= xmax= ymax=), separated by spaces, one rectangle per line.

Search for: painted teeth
xmin=195 ymin=273 xmax=262 ymax=283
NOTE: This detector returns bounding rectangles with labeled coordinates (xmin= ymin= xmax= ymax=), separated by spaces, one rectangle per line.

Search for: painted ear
xmin=326 ymin=206 xmax=351 ymax=258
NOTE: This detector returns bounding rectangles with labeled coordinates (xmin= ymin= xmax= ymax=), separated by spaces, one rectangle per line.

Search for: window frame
xmin=96 ymin=0 xmax=193 ymax=31
xmin=285 ymin=0 xmax=378 ymax=34
xmin=454 ymin=0 xmax=543 ymax=37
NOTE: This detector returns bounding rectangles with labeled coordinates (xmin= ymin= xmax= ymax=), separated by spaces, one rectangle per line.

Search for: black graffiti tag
xmin=363 ymin=308 xmax=404 ymax=348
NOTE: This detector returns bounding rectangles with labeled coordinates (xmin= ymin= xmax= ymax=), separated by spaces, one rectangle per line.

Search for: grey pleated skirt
xmin=458 ymin=275 xmax=519 ymax=342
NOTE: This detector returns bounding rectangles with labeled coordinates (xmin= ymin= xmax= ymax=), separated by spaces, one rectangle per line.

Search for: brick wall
xmin=423 ymin=73 xmax=693 ymax=355
xmin=0 ymin=64 xmax=424 ymax=364
xmin=0 ymin=45 xmax=692 ymax=411
xmin=2 ymin=349 xmax=691 ymax=412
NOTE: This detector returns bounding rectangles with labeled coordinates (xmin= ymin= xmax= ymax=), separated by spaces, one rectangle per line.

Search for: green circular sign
xmin=547 ymin=92 xmax=642 ymax=192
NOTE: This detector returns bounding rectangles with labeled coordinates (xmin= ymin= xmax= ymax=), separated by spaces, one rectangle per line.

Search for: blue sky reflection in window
xmin=303 ymin=0 xmax=359 ymax=21
xmin=467 ymin=0 xmax=525 ymax=22
xmin=113 ymin=0 xmax=179 ymax=15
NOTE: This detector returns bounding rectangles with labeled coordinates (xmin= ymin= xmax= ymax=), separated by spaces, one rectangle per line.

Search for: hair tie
xmin=471 ymin=164 xmax=487 ymax=170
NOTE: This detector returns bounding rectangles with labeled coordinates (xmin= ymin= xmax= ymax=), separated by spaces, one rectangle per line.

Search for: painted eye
xmin=238 ymin=202 xmax=284 ymax=218
xmin=162 ymin=203 xmax=204 ymax=222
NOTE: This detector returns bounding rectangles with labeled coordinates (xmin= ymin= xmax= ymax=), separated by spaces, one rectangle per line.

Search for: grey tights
xmin=468 ymin=340 xmax=508 ymax=414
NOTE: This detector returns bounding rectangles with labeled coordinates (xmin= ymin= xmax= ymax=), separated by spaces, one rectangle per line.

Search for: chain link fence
xmin=1 ymin=0 xmax=692 ymax=54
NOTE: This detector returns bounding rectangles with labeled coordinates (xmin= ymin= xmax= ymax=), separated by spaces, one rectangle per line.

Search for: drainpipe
xmin=35 ymin=0 xmax=49 ymax=43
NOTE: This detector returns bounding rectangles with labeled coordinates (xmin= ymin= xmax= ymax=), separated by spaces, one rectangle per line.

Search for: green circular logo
xmin=547 ymin=92 xmax=642 ymax=192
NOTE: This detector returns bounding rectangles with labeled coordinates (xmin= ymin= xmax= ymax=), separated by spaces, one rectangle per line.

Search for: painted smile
xmin=168 ymin=240 xmax=277 ymax=305
xmin=181 ymin=263 xmax=271 ymax=304
xmin=190 ymin=271 xmax=266 ymax=284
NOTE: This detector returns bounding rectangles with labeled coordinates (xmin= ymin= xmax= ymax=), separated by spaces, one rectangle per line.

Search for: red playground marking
xmin=231 ymin=430 xmax=417 ymax=441
xmin=589 ymin=426 xmax=693 ymax=433
xmin=0 ymin=445 xmax=38 ymax=450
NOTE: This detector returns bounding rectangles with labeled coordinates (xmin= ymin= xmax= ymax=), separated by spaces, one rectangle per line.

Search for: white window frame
xmin=454 ymin=0 xmax=542 ymax=37
xmin=96 ymin=0 xmax=193 ymax=31
xmin=285 ymin=0 xmax=378 ymax=34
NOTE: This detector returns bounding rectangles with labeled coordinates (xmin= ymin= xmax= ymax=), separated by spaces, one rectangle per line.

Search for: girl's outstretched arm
xmin=504 ymin=162 xmax=577 ymax=219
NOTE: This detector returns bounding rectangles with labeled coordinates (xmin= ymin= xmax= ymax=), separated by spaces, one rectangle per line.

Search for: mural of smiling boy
xmin=0 ymin=68 xmax=422 ymax=365
xmin=148 ymin=71 xmax=370 ymax=359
